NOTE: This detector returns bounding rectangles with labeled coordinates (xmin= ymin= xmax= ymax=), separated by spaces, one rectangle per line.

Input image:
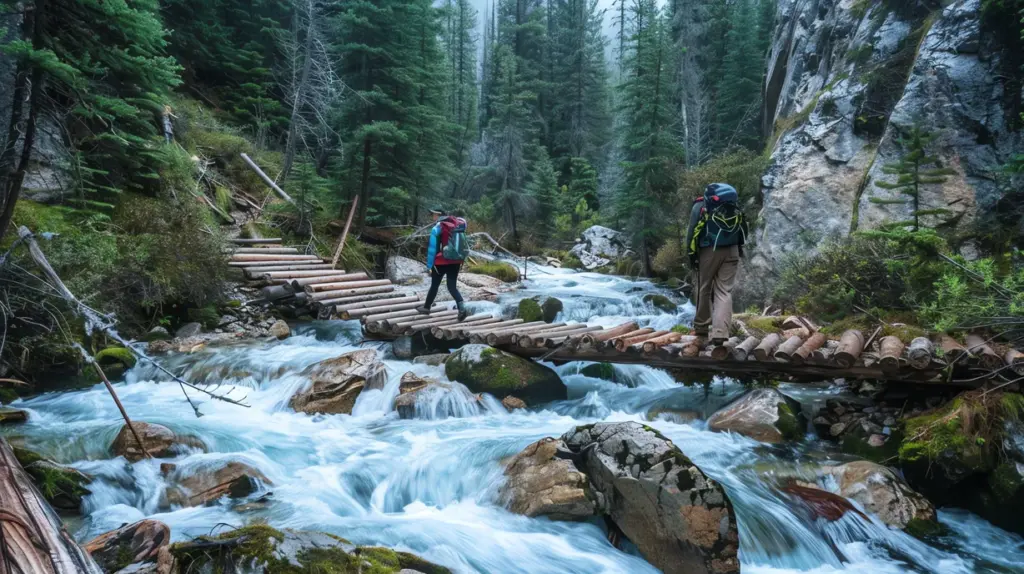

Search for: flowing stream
xmin=4 ymin=267 xmax=1024 ymax=573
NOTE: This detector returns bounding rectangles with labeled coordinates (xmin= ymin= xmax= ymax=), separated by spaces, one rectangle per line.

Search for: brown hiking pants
xmin=693 ymin=245 xmax=739 ymax=340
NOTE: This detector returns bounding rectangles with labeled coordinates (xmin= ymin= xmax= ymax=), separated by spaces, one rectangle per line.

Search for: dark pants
xmin=424 ymin=264 xmax=463 ymax=306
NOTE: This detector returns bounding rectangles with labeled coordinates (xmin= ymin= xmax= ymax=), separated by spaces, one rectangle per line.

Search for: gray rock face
xmin=561 ymin=423 xmax=739 ymax=574
xmin=269 ymin=320 xmax=290 ymax=340
xmin=706 ymin=388 xmax=805 ymax=443
xmin=569 ymin=225 xmax=630 ymax=269
xmin=387 ymin=255 xmax=427 ymax=285
xmin=500 ymin=437 xmax=597 ymax=520
xmin=749 ymin=0 xmax=1023 ymax=299
xmin=291 ymin=349 xmax=387 ymax=415
xmin=820 ymin=461 xmax=936 ymax=530
xmin=174 ymin=322 xmax=203 ymax=339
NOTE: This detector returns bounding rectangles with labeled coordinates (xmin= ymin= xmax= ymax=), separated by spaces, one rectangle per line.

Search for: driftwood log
xmin=0 ymin=439 xmax=104 ymax=573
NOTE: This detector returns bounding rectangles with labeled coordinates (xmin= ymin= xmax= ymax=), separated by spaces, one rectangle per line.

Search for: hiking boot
xmin=415 ymin=304 xmax=431 ymax=315
xmin=711 ymin=337 xmax=728 ymax=346
xmin=457 ymin=301 xmax=468 ymax=321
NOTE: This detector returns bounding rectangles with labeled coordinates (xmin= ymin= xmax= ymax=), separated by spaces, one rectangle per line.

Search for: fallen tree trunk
xmin=879 ymin=336 xmax=905 ymax=371
xmin=581 ymin=322 xmax=639 ymax=347
xmin=907 ymin=337 xmax=935 ymax=370
xmin=240 ymin=153 xmax=295 ymax=204
xmin=0 ymin=439 xmax=104 ymax=574
xmin=966 ymin=334 xmax=1003 ymax=371
xmin=834 ymin=330 xmax=865 ymax=368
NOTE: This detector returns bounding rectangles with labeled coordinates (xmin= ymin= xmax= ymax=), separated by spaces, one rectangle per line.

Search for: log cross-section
xmin=753 ymin=333 xmax=783 ymax=361
xmin=907 ymin=337 xmax=935 ymax=370
xmin=879 ymin=336 xmax=906 ymax=371
xmin=834 ymin=330 xmax=865 ymax=368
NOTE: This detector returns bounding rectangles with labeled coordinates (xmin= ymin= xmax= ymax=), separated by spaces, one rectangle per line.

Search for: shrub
xmin=652 ymin=241 xmax=685 ymax=278
xmin=467 ymin=261 xmax=520 ymax=283
xmin=518 ymin=298 xmax=542 ymax=322
xmin=920 ymin=256 xmax=1024 ymax=335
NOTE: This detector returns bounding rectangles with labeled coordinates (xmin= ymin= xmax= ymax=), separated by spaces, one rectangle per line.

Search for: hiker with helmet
xmin=686 ymin=183 xmax=748 ymax=345
xmin=416 ymin=207 xmax=469 ymax=321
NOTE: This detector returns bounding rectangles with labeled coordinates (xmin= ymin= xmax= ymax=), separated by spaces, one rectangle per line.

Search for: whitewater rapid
xmin=3 ymin=268 xmax=1023 ymax=573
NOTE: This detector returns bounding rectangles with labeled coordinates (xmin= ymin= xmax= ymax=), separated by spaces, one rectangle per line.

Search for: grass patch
xmin=466 ymin=260 xmax=519 ymax=283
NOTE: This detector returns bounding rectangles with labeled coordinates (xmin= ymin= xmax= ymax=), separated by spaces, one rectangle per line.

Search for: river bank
xmin=2 ymin=266 xmax=1024 ymax=573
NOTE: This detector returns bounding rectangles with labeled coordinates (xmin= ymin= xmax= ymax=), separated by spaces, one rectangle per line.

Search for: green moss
xmin=188 ymin=305 xmax=222 ymax=329
xmin=466 ymin=261 xmax=519 ymax=282
xmin=643 ymin=294 xmax=677 ymax=313
xmin=95 ymin=347 xmax=137 ymax=368
xmin=215 ymin=185 xmax=233 ymax=214
xmin=580 ymin=363 xmax=617 ymax=382
xmin=904 ymin=517 xmax=947 ymax=539
xmin=13 ymin=446 xmax=44 ymax=467
xmin=518 ymin=299 xmax=543 ymax=322
xmin=746 ymin=316 xmax=783 ymax=334
xmin=561 ymin=253 xmax=583 ymax=270
xmin=0 ymin=387 xmax=19 ymax=404
xmin=988 ymin=462 xmax=1024 ymax=500
xmin=671 ymin=324 xmax=691 ymax=334
xmin=23 ymin=461 xmax=91 ymax=510
xmin=444 ymin=346 xmax=566 ymax=404
xmin=776 ymin=402 xmax=804 ymax=441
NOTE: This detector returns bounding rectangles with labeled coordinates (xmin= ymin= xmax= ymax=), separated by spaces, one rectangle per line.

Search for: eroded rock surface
xmin=500 ymin=437 xmax=596 ymax=520
xmin=291 ymin=349 xmax=387 ymax=415
xmin=707 ymin=388 xmax=805 ymax=443
xmin=84 ymin=519 xmax=171 ymax=574
xmin=111 ymin=422 xmax=207 ymax=462
xmin=164 ymin=460 xmax=271 ymax=508
xmin=444 ymin=344 xmax=565 ymax=405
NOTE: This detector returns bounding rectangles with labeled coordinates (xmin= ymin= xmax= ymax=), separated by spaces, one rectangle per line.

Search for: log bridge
xmin=227 ymin=241 xmax=1020 ymax=388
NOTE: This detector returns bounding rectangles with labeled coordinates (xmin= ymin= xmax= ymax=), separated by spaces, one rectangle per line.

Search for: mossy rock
xmin=841 ymin=426 xmax=903 ymax=465
xmin=518 ymin=298 xmax=543 ymax=323
xmin=541 ymin=297 xmax=563 ymax=323
xmin=171 ymin=524 xmax=450 ymax=574
xmin=444 ymin=345 xmax=566 ymax=405
xmin=580 ymin=362 xmax=617 ymax=383
xmin=14 ymin=446 xmax=91 ymax=513
xmin=95 ymin=347 xmax=137 ymax=368
xmin=187 ymin=305 xmax=221 ymax=329
xmin=960 ymin=462 xmax=1024 ymax=535
xmin=706 ymin=389 xmax=806 ymax=443
xmin=466 ymin=260 xmax=520 ymax=282
xmin=643 ymin=293 xmax=677 ymax=313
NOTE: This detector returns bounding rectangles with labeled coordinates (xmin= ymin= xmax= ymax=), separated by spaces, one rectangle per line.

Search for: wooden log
xmin=907 ymin=337 xmax=935 ymax=370
xmin=240 ymin=152 xmax=296 ymax=204
xmin=486 ymin=323 xmax=564 ymax=345
xmin=341 ymin=298 xmax=422 ymax=318
xmin=966 ymin=334 xmax=1003 ymax=370
xmin=261 ymin=270 xmax=355 ymax=280
xmin=642 ymin=332 xmax=684 ymax=354
xmin=311 ymin=285 xmax=394 ymax=304
xmin=939 ymin=335 xmax=969 ymax=364
xmin=230 ymin=237 xmax=284 ymax=244
xmin=792 ymin=333 xmax=827 ymax=366
xmin=711 ymin=337 xmax=743 ymax=360
xmin=389 ymin=312 xmax=459 ymax=331
xmin=228 ymin=259 xmax=321 ymax=267
xmin=812 ymin=346 xmax=836 ymax=366
xmin=538 ymin=326 xmax=604 ymax=348
xmin=409 ymin=317 xmax=463 ymax=333
xmin=879 ymin=336 xmax=906 ymax=371
xmin=306 ymin=279 xmax=391 ymax=293
xmin=773 ymin=335 xmax=805 ymax=362
xmin=230 ymin=253 xmax=317 ymax=262
xmin=733 ymin=336 xmax=760 ymax=361
xmin=434 ymin=317 xmax=503 ymax=338
xmin=582 ymin=322 xmax=640 ymax=346
xmin=453 ymin=319 xmax=525 ymax=338
xmin=615 ymin=330 xmax=669 ymax=352
xmin=606 ymin=328 xmax=655 ymax=350
xmin=834 ymin=330 xmax=865 ymax=369
xmin=657 ymin=343 xmax=685 ymax=359
xmin=331 ymin=196 xmax=358 ymax=268
xmin=518 ymin=324 xmax=589 ymax=348
xmin=0 ymin=438 xmax=105 ymax=573
xmin=260 ymin=284 xmax=295 ymax=302
xmin=231 ymin=247 xmax=300 ymax=255
xmin=334 ymin=294 xmax=414 ymax=313
xmin=753 ymin=333 xmax=783 ymax=361
xmin=1004 ymin=349 xmax=1024 ymax=376
xmin=681 ymin=336 xmax=702 ymax=357
xmin=292 ymin=272 xmax=367 ymax=288
xmin=243 ymin=264 xmax=334 ymax=276
xmin=361 ymin=306 xmax=437 ymax=323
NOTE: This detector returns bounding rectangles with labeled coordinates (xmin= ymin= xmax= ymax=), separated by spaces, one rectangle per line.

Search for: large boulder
xmin=290 ymin=349 xmax=387 ymax=415
xmin=820 ymin=461 xmax=936 ymax=530
xmin=13 ymin=446 xmax=92 ymax=513
xmin=163 ymin=460 xmax=271 ymax=508
xmin=444 ymin=344 xmax=566 ymax=405
xmin=572 ymin=226 xmax=631 ymax=259
xmin=500 ymin=438 xmax=596 ymax=520
xmin=0 ymin=406 xmax=27 ymax=424
xmin=386 ymin=255 xmax=427 ymax=285
xmin=170 ymin=525 xmax=450 ymax=574
xmin=110 ymin=422 xmax=207 ymax=462
xmin=541 ymin=297 xmax=563 ymax=323
xmin=561 ymin=422 xmax=739 ymax=574
xmin=706 ymin=388 xmax=805 ymax=443
xmin=84 ymin=519 xmax=171 ymax=574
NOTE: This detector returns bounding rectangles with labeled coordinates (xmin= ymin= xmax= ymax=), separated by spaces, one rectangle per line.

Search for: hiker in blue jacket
xmin=417 ymin=208 xmax=469 ymax=321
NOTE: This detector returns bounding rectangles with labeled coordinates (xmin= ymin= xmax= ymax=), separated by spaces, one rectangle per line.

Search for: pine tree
xmin=441 ymin=0 xmax=479 ymax=171
xmin=871 ymin=125 xmax=956 ymax=231
xmin=526 ymin=146 xmax=558 ymax=243
xmin=715 ymin=0 xmax=762 ymax=150
xmin=757 ymin=0 xmax=777 ymax=57
xmin=615 ymin=0 xmax=683 ymax=276
xmin=548 ymin=0 xmax=611 ymax=167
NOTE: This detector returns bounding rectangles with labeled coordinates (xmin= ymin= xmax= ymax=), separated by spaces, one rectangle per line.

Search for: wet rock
xmin=412 ymin=353 xmax=450 ymax=366
xmin=501 ymin=396 xmax=527 ymax=411
xmin=541 ymin=297 xmax=563 ymax=323
xmin=290 ymin=349 xmax=387 ymax=415
xmin=269 ymin=320 xmax=290 ymax=340
xmin=13 ymin=446 xmax=92 ymax=513
xmin=500 ymin=438 xmax=597 ymax=520
xmin=643 ymin=293 xmax=677 ymax=313
xmin=647 ymin=408 xmax=702 ymax=425
xmin=399 ymin=372 xmax=432 ymax=395
xmin=0 ymin=406 xmax=27 ymax=425
xmin=110 ymin=422 xmax=207 ymax=462
xmin=170 ymin=525 xmax=450 ymax=574
xmin=393 ymin=334 xmax=448 ymax=360
xmin=145 ymin=326 xmax=171 ymax=342
xmin=569 ymin=226 xmax=631 ymax=270
xmin=386 ymin=255 xmax=427 ymax=285
xmin=174 ymin=322 xmax=202 ymax=339
xmin=561 ymin=422 xmax=739 ymax=574
xmin=84 ymin=519 xmax=171 ymax=573
xmin=445 ymin=345 xmax=566 ymax=405
xmin=781 ymin=482 xmax=869 ymax=523
xmin=820 ymin=461 xmax=936 ymax=530
xmin=579 ymin=362 xmax=617 ymax=382
xmin=706 ymin=389 xmax=805 ymax=443
xmin=164 ymin=460 xmax=271 ymax=508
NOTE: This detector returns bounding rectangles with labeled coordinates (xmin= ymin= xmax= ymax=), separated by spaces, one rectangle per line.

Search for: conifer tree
xmin=441 ymin=0 xmax=479 ymax=170
xmin=615 ymin=0 xmax=683 ymax=276
xmin=527 ymin=146 xmax=558 ymax=242
xmin=871 ymin=125 xmax=956 ymax=232
xmin=715 ymin=0 xmax=762 ymax=150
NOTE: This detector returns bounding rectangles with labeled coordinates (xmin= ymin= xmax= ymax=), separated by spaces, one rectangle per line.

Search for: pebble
xmin=867 ymin=434 xmax=887 ymax=448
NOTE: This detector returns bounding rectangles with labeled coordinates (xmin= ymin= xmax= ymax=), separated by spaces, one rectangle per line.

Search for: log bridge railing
xmin=361 ymin=311 xmax=1022 ymax=387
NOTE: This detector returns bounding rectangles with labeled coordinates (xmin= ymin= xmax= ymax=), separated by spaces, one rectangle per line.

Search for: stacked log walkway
xmin=229 ymin=238 xmax=456 ymax=320
xmin=363 ymin=311 xmax=1019 ymax=387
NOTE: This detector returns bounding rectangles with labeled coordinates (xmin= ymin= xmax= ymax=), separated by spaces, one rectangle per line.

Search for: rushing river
xmin=4 ymin=267 xmax=1024 ymax=573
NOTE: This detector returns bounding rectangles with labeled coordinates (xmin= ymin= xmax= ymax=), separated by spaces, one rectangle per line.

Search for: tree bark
xmin=834 ymin=330 xmax=865 ymax=368
xmin=733 ymin=336 xmax=760 ymax=361
xmin=792 ymin=333 xmax=826 ymax=366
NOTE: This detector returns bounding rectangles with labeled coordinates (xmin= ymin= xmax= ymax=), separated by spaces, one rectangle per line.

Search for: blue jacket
xmin=425 ymin=223 xmax=441 ymax=269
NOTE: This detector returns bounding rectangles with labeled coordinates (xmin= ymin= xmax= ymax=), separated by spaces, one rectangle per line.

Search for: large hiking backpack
xmin=441 ymin=217 xmax=470 ymax=261
xmin=689 ymin=183 xmax=746 ymax=257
